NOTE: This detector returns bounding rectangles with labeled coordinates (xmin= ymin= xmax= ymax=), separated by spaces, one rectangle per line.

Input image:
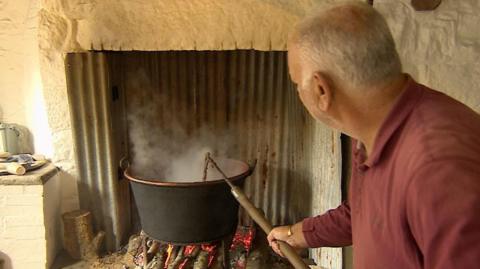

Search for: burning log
xmin=156 ymin=245 xmax=168 ymax=268
xmin=128 ymin=231 xmax=233 ymax=269
xmin=167 ymin=246 xmax=185 ymax=269
xmin=193 ymin=250 xmax=210 ymax=269
xmin=62 ymin=210 xmax=105 ymax=260
xmin=146 ymin=251 xmax=166 ymax=269
xmin=181 ymin=246 xmax=201 ymax=268
xmin=147 ymin=240 xmax=160 ymax=254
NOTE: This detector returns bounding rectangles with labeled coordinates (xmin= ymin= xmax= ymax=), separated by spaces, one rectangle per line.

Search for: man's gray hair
xmin=292 ymin=1 xmax=402 ymax=88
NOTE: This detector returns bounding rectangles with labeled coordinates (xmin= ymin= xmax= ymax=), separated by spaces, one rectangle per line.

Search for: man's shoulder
xmin=414 ymin=84 xmax=480 ymax=126
xmin=401 ymin=84 xmax=480 ymax=166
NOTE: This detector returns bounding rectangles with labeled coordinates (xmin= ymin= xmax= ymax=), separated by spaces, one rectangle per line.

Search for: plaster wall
xmin=377 ymin=0 xmax=480 ymax=112
xmin=0 ymin=0 xmax=53 ymax=155
xmin=1 ymin=0 xmax=479 ymax=268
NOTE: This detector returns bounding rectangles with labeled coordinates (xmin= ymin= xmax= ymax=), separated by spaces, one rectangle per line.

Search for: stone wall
xmin=377 ymin=0 xmax=480 ymax=112
xmin=39 ymin=0 xmax=315 ymax=52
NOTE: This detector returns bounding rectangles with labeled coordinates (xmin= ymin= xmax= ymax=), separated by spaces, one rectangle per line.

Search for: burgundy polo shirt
xmin=302 ymin=76 xmax=480 ymax=268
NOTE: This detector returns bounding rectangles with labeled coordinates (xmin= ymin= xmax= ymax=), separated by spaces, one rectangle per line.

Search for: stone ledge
xmin=0 ymin=163 xmax=59 ymax=185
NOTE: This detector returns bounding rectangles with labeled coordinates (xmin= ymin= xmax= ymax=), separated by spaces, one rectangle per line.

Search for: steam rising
xmin=126 ymin=70 xmax=241 ymax=182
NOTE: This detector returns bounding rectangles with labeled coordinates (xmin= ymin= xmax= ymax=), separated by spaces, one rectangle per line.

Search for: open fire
xmin=131 ymin=226 xmax=255 ymax=269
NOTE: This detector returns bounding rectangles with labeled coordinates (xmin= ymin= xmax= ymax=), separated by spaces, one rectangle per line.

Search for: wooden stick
xmin=202 ymin=152 xmax=211 ymax=182
xmin=147 ymin=241 xmax=160 ymax=254
xmin=142 ymin=234 xmax=148 ymax=268
xmin=207 ymin=156 xmax=309 ymax=269
xmin=193 ymin=250 xmax=209 ymax=269
xmin=205 ymin=156 xmax=234 ymax=188
xmin=167 ymin=246 xmax=185 ymax=269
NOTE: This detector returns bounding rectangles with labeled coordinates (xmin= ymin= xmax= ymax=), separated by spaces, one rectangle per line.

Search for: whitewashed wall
xmin=377 ymin=0 xmax=480 ymax=113
xmin=0 ymin=173 xmax=62 ymax=269
xmin=1 ymin=0 xmax=479 ymax=268
xmin=0 ymin=0 xmax=53 ymax=155
xmin=0 ymin=0 xmax=79 ymax=262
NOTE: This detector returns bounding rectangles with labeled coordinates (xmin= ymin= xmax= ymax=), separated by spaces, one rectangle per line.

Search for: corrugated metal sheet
xmin=65 ymin=52 xmax=130 ymax=250
xmin=106 ymin=50 xmax=317 ymax=226
xmin=65 ymin=51 xmax=342 ymax=264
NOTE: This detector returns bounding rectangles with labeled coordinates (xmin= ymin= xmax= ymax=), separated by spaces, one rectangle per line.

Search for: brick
xmin=14 ymin=262 xmax=46 ymax=269
xmin=23 ymin=185 xmax=44 ymax=195
xmin=0 ymin=238 xmax=46 ymax=249
xmin=0 ymin=185 xmax=23 ymax=195
xmin=6 ymin=194 xmax=42 ymax=206
xmin=5 ymin=215 xmax=44 ymax=227
xmin=0 ymin=239 xmax=46 ymax=263
xmin=2 ymin=226 xmax=45 ymax=239
xmin=0 ymin=195 xmax=5 ymax=207
xmin=0 ymin=216 xmax=4 ymax=233
xmin=0 ymin=205 xmax=44 ymax=218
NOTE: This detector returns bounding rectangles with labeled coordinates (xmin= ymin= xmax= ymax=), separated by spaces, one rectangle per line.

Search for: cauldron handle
xmin=246 ymin=159 xmax=257 ymax=177
xmin=119 ymin=156 xmax=130 ymax=179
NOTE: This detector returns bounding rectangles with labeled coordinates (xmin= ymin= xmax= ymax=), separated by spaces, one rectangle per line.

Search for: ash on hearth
xmin=87 ymin=226 xmax=295 ymax=269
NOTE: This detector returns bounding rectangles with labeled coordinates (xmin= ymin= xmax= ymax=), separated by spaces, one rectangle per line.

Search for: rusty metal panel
xmin=107 ymin=50 xmax=324 ymax=226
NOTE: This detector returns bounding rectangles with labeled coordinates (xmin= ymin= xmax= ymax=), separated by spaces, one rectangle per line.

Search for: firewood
xmin=147 ymin=241 xmax=160 ymax=254
xmin=180 ymin=246 xmax=201 ymax=269
xmin=156 ymin=245 xmax=168 ymax=269
xmin=193 ymin=250 xmax=209 ymax=269
xmin=5 ymin=163 xmax=26 ymax=175
xmin=62 ymin=210 xmax=105 ymax=260
xmin=146 ymin=253 xmax=164 ymax=269
xmin=166 ymin=246 xmax=178 ymax=266
xmin=186 ymin=246 xmax=201 ymax=258
xmin=168 ymin=246 xmax=185 ymax=269
xmin=126 ymin=235 xmax=143 ymax=257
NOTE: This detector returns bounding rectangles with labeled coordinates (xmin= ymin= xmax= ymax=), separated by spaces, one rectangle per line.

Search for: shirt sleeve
xmin=301 ymin=200 xmax=352 ymax=248
xmin=406 ymin=160 xmax=480 ymax=268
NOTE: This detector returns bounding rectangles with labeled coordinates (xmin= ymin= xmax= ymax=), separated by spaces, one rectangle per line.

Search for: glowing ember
xmin=230 ymin=226 xmax=256 ymax=269
xmin=154 ymin=243 xmax=217 ymax=269
xmin=231 ymin=226 xmax=255 ymax=252
xmin=178 ymin=245 xmax=199 ymax=269
xmin=201 ymin=244 xmax=218 ymax=267
xmin=133 ymin=226 xmax=256 ymax=268
xmin=165 ymin=244 xmax=174 ymax=267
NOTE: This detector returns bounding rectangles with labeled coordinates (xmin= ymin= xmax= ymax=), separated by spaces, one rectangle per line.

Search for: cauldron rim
xmin=124 ymin=158 xmax=251 ymax=187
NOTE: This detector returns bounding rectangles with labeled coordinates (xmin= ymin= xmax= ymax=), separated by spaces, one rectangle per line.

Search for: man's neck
xmin=347 ymin=75 xmax=408 ymax=156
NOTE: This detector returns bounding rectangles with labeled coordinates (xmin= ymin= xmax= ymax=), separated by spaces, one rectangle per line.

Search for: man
xmin=267 ymin=2 xmax=480 ymax=268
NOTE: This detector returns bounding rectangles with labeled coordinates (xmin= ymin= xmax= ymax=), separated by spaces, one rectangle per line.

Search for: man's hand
xmin=267 ymin=221 xmax=309 ymax=257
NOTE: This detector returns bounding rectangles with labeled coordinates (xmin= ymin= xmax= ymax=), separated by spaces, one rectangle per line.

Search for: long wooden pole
xmin=207 ymin=156 xmax=310 ymax=269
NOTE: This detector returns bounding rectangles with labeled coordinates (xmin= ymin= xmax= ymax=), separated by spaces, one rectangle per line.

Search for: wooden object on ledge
xmin=411 ymin=0 xmax=442 ymax=11
xmin=62 ymin=210 xmax=105 ymax=260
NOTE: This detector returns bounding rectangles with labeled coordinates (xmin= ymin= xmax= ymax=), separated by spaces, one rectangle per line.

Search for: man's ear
xmin=312 ymin=71 xmax=332 ymax=112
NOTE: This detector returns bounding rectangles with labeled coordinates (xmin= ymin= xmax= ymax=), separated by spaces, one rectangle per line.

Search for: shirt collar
xmin=356 ymin=75 xmax=425 ymax=168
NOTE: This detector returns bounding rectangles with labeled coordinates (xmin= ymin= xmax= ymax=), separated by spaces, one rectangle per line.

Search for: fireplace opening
xmin=63 ymin=50 xmax=333 ymax=267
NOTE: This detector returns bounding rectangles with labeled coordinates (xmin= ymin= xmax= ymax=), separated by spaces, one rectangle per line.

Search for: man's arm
xmin=406 ymin=160 xmax=480 ymax=268
xmin=268 ymin=200 xmax=352 ymax=256
xmin=302 ymin=200 xmax=352 ymax=247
